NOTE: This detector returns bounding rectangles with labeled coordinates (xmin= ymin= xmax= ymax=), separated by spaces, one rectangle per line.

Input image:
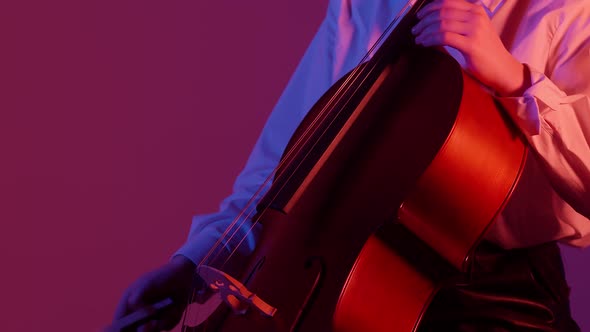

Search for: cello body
xmin=191 ymin=42 xmax=526 ymax=331
xmin=102 ymin=2 xmax=530 ymax=332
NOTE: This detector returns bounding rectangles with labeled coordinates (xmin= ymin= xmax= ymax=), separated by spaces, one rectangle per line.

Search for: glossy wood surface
xmin=398 ymin=68 xmax=526 ymax=271
xmin=192 ymin=46 xmax=525 ymax=332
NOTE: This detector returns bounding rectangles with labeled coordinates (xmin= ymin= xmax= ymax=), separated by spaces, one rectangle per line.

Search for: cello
xmin=107 ymin=0 xmax=526 ymax=330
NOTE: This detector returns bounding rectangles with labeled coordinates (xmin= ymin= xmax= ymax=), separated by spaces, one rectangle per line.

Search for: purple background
xmin=0 ymin=1 xmax=587 ymax=331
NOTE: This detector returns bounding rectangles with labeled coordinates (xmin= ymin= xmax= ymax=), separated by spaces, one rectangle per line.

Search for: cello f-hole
xmin=290 ymin=256 xmax=326 ymax=332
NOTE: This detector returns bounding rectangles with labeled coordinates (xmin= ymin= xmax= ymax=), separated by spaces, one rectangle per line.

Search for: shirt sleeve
xmin=495 ymin=12 xmax=590 ymax=219
xmin=174 ymin=2 xmax=339 ymax=266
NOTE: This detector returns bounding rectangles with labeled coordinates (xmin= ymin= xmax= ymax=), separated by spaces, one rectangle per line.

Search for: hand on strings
xmin=412 ymin=0 xmax=530 ymax=96
xmin=113 ymin=255 xmax=198 ymax=332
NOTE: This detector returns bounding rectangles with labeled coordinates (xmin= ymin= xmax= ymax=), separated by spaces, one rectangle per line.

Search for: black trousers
xmin=418 ymin=241 xmax=580 ymax=331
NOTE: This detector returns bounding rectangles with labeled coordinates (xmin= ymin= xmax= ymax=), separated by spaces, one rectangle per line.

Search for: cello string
xmin=180 ymin=52 xmax=374 ymax=329
xmin=193 ymin=2 xmax=408 ymax=267
xmin=201 ymin=0 xmax=419 ymax=297
xmin=179 ymin=57 xmax=370 ymax=329
xmin=217 ymin=0 xmax=422 ymax=270
xmin=196 ymin=24 xmax=380 ymax=270
xmin=182 ymin=0 xmax=424 ymax=327
xmin=181 ymin=0 xmax=417 ymax=323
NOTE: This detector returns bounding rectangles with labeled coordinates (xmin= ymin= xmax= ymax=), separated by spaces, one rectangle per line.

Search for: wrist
xmin=493 ymin=59 xmax=531 ymax=97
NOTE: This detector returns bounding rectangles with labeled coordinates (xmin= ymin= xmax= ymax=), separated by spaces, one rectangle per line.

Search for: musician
xmin=115 ymin=0 xmax=590 ymax=330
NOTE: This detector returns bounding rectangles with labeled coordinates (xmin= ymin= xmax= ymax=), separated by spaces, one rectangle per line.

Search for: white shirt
xmin=176 ymin=0 xmax=590 ymax=265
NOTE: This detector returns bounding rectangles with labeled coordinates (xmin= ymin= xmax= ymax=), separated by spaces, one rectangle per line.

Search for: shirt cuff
xmin=494 ymin=64 xmax=567 ymax=137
